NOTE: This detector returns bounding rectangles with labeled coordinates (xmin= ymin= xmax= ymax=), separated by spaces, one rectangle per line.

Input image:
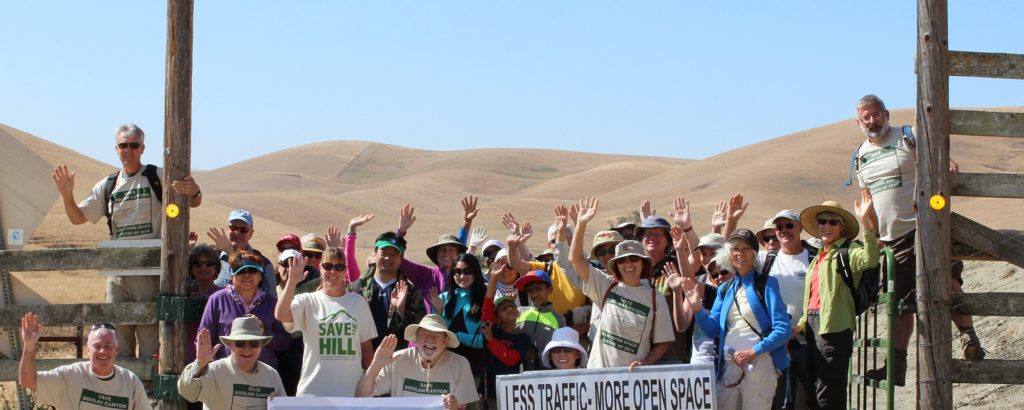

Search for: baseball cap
xmin=728 ymin=229 xmax=760 ymax=253
xmin=772 ymin=210 xmax=800 ymax=225
xmin=228 ymin=210 xmax=253 ymax=226
xmin=276 ymin=234 xmax=301 ymax=249
xmin=696 ymin=234 xmax=726 ymax=250
xmin=515 ymin=270 xmax=553 ymax=291
xmin=278 ymin=249 xmax=301 ymax=264
xmin=376 ymin=237 xmax=406 ymax=255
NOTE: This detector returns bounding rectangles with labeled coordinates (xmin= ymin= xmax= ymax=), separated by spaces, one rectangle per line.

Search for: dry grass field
xmin=1 ymin=106 xmax=1023 ymax=408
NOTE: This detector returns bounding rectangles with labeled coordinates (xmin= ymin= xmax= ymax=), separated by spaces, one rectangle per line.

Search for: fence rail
xmin=0 ymin=358 xmax=158 ymax=382
xmin=0 ymin=246 xmax=160 ymax=272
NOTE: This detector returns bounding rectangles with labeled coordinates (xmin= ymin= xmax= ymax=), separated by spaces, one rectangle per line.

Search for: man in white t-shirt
xmin=18 ymin=313 xmax=152 ymax=410
xmin=355 ymin=315 xmax=474 ymax=410
xmin=852 ymin=95 xmax=983 ymax=387
xmin=179 ymin=317 xmax=285 ymax=410
xmin=51 ymin=123 xmax=203 ymax=358
xmin=757 ymin=210 xmax=817 ymax=410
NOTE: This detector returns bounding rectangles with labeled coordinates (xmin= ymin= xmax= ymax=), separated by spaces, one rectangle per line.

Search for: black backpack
xmin=835 ymin=240 xmax=883 ymax=316
xmin=720 ymin=272 xmax=771 ymax=339
xmin=102 ymin=164 xmax=163 ymax=236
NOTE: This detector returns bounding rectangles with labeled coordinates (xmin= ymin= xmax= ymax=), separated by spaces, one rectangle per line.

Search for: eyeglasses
xmin=191 ymin=261 xmax=217 ymax=268
xmin=117 ymin=142 xmax=140 ymax=150
xmin=233 ymin=340 xmax=262 ymax=349
xmin=92 ymin=324 xmax=115 ymax=331
xmin=817 ymin=219 xmax=842 ymax=227
xmin=551 ymin=347 xmax=576 ymax=354
xmin=303 ymin=251 xmax=322 ymax=259
xmin=417 ymin=331 xmax=446 ymax=341
xmin=594 ymin=247 xmax=615 ymax=258
xmin=321 ymin=262 xmax=345 ymax=271
xmin=227 ymin=225 xmax=251 ymax=234
xmin=642 ymin=231 xmax=666 ymax=239
xmin=762 ymin=235 xmax=779 ymax=243
xmin=451 ymin=268 xmax=473 ymax=277
xmin=774 ymin=222 xmax=795 ymax=231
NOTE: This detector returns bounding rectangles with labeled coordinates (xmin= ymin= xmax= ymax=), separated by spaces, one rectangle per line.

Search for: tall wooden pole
xmin=160 ymin=0 xmax=193 ymax=409
xmin=916 ymin=0 xmax=953 ymax=409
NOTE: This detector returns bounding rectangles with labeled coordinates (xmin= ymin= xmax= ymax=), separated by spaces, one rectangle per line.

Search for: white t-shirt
xmin=178 ymin=358 xmax=285 ymax=410
xmin=34 ymin=361 xmax=152 ymax=410
xmin=373 ymin=348 xmax=478 ymax=405
xmin=79 ymin=167 xmax=164 ymax=240
xmin=584 ymin=270 xmax=674 ymax=368
xmin=290 ymin=291 xmax=377 ymax=397
xmin=723 ymin=286 xmax=762 ymax=352
xmin=856 ymin=126 xmax=917 ymax=241
xmin=759 ymin=249 xmax=810 ymax=344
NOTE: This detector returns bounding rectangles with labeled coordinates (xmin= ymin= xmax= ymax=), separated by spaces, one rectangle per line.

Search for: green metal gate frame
xmin=848 ymin=247 xmax=897 ymax=410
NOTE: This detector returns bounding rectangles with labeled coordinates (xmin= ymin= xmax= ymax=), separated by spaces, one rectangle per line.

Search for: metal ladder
xmin=847 ymin=248 xmax=897 ymax=410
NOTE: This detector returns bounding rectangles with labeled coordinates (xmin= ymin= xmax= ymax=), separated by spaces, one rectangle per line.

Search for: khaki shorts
xmin=884 ymin=229 xmax=963 ymax=304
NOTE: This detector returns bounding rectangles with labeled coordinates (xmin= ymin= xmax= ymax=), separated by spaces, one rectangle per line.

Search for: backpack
xmin=761 ymin=241 xmax=819 ymax=277
xmin=834 ymin=240 xmax=883 ymax=316
xmin=102 ymin=164 xmax=163 ymax=236
xmin=846 ymin=125 xmax=916 ymax=186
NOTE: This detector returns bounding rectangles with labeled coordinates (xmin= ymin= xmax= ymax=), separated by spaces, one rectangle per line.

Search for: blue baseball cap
xmin=515 ymin=270 xmax=552 ymax=291
xmin=633 ymin=216 xmax=672 ymax=239
xmin=231 ymin=259 xmax=265 ymax=276
xmin=228 ymin=210 xmax=253 ymax=226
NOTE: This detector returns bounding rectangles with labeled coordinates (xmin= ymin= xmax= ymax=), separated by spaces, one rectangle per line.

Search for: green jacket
xmin=798 ymin=232 xmax=879 ymax=334
xmin=349 ymin=265 xmax=427 ymax=343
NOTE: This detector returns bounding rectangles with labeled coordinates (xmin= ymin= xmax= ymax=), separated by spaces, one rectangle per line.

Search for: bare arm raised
xmin=568 ymin=197 xmax=599 ymax=285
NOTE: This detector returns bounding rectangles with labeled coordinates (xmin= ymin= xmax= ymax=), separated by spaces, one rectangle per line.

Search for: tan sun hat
xmin=607 ymin=240 xmax=654 ymax=280
xmin=219 ymin=317 xmax=272 ymax=347
xmin=755 ymin=219 xmax=775 ymax=244
xmin=800 ymin=201 xmax=859 ymax=239
xmin=404 ymin=314 xmax=460 ymax=348
xmin=426 ymin=234 xmax=469 ymax=265
xmin=588 ymin=231 xmax=624 ymax=261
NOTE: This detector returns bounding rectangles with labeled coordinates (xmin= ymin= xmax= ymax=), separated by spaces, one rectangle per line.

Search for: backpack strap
xmin=102 ymin=170 xmax=121 ymax=236
xmin=731 ymin=277 xmax=767 ymax=340
xmin=142 ymin=164 xmax=163 ymax=204
xmin=836 ymin=240 xmax=856 ymax=291
xmin=902 ymin=126 xmax=917 ymax=148
xmin=544 ymin=261 xmax=554 ymax=275
xmin=762 ymin=251 xmax=779 ymax=276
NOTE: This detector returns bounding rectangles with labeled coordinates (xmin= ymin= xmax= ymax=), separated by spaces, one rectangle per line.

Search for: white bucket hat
xmin=542 ymin=328 xmax=588 ymax=368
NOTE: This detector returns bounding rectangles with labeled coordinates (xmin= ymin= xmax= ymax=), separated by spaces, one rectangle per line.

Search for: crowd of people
xmin=18 ymin=94 xmax=986 ymax=410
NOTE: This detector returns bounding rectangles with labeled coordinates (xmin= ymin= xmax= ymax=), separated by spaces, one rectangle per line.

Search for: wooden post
xmin=916 ymin=0 xmax=953 ymax=408
xmin=160 ymin=0 xmax=193 ymax=408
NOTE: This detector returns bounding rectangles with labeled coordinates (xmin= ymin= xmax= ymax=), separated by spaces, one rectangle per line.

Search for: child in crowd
xmin=480 ymin=257 xmax=531 ymax=410
xmin=489 ymin=249 xmax=526 ymax=308
xmin=513 ymin=270 xmax=565 ymax=370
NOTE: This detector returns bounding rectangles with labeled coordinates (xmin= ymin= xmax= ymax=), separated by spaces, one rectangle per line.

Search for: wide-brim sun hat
xmin=542 ymin=327 xmax=588 ymax=368
xmin=632 ymin=216 xmax=672 ymax=240
xmin=800 ymin=200 xmax=859 ymax=239
xmin=404 ymin=314 xmax=460 ymax=348
xmin=426 ymin=234 xmax=469 ymax=265
xmin=301 ymin=235 xmax=327 ymax=253
xmin=755 ymin=219 xmax=775 ymax=244
xmin=219 ymin=316 xmax=272 ymax=347
xmin=588 ymin=231 xmax=624 ymax=261
xmin=607 ymin=240 xmax=654 ymax=279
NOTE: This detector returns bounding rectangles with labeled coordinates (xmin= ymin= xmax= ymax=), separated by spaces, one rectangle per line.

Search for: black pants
xmin=806 ymin=313 xmax=853 ymax=410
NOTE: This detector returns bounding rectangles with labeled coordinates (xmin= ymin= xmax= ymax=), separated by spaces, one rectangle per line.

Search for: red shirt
xmin=807 ymin=249 xmax=828 ymax=310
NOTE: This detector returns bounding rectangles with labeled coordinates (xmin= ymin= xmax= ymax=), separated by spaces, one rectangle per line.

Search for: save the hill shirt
xmin=178 ymin=357 xmax=285 ymax=410
xmin=34 ymin=361 xmax=152 ymax=410
xmin=584 ymin=270 xmax=673 ymax=368
xmin=79 ymin=168 xmax=163 ymax=240
xmin=372 ymin=347 xmax=478 ymax=405
xmin=855 ymin=126 xmax=917 ymax=241
xmin=289 ymin=291 xmax=377 ymax=397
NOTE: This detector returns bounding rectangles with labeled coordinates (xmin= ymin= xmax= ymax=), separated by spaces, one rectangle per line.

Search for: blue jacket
xmin=693 ymin=269 xmax=793 ymax=379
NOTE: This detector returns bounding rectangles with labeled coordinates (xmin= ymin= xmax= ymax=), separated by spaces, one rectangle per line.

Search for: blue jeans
xmin=773 ymin=342 xmax=816 ymax=410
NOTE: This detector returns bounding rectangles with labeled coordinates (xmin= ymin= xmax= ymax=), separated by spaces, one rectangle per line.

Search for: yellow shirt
xmin=527 ymin=261 xmax=586 ymax=315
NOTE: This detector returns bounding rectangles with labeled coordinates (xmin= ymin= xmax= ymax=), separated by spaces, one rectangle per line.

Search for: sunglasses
xmin=92 ymin=323 xmax=115 ymax=331
xmin=762 ymin=235 xmax=779 ymax=243
xmin=451 ymin=268 xmax=473 ymax=277
xmin=619 ymin=255 xmax=642 ymax=263
xmin=303 ymin=251 xmax=322 ymax=259
xmin=551 ymin=347 xmax=577 ymax=354
xmin=710 ymin=269 xmax=731 ymax=280
xmin=232 ymin=340 xmax=262 ymax=349
xmin=191 ymin=261 xmax=217 ymax=268
xmin=817 ymin=219 xmax=842 ymax=227
xmin=321 ymin=262 xmax=345 ymax=271
xmin=116 ymin=142 xmax=140 ymax=150
xmin=594 ymin=247 xmax=616 ymax=258
xmin=237 ymin=267 xmax=261 ymax=275
xmin=482 ymin=250 xmax=498 ymax=259
xmin=227 ymin=225 xmax=251 ymax=234
xmin=621 ymin=234 xmax=635 ymax=240
xmin=774 ymin=222 xmax=795 ymax=231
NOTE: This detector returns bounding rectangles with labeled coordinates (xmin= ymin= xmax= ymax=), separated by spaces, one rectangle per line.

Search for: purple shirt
xmin=198 ymin=286 xmax=292 ymax=367
xmin=187 ymin=285 xmax=223 ymax=364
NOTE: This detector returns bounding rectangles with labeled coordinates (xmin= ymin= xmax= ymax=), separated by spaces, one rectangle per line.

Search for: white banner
xmin=267 ymin=396 xmax=443 ymax=410
xmin=496 ymin=365 xmax=716 ymax=410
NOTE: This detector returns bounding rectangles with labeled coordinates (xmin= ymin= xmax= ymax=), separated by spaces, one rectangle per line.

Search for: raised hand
xmin=171 ymin=175 xmax=200 ymax=197
xmin=682 ymin=277 xmax=703 ymax=311
xmin=554 ymin=205 xmax=569 ymax=235
xmin=711 ymin=200 xmax=728 ymax=231
xmin=462 ymin=195 xmax=480 ymax=223
xmin=578 ymin=197 xmax=599 ymax=224
xmin=20 ymin=313 xmax=41 ymax=349
xmin=326 ymin=225 xmax=342 ymax=248
xmin=854 ymin=189 xmax=876 ymax=226
xmin=188 ymin=230 xmax=198 ymax=248
xmin=506 ymin=234 xmax=524 ymax=250
xmin=391 ymin=280 xmax=409 ymax=311
xmin=488 ymin=257 xmax=508 ymax=283
xmin=206 ymin=227 xmax=232 ymax=253
xmin=727 ymin=194 xmax=748 ymax=221
xmin=501 ymin=212 xmax=521 ymax=235
xmin=428 ymin=287 xmax=444 ymax=314
xmin=371 ymin=334 xmax=401 ymax=367
xmin=520 ymin=222 xmax=533 ymax=242
xmin=670 ymin=226 xmax=687 ymax=253
xmin=663 ymin=259 xmax=684 ymax=291
xmin=568 ymin=204 xmax=579 ymax=226
xmin=469 ymin=226 xmax=488 ymax=248
xmin=285 ymin=253 xmax=309 ymax=286
xmin=195 ymin=327 xmax=221 ymax=366
xmin=640 ymin=200 xmax=656 ymax=221
xmin=51 ymin=165 xmax=76 ymax=197
xmin=349 ymin=214 xmax=375 ymax=233
xmin=668 ymin=196 xmax=692 ymax=228
xmin=398 ymin=204 xmax=417 ymax=235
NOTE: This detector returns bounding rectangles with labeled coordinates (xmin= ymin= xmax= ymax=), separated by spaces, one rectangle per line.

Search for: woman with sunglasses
xmin=792 ymin=195 xmax=878 ymax=410
xmin=540 ymin=327 xmax=588 ymax=370
xmin=682 ymin=229 xmax=792 ymax=410
xmin=199 ymin=251 xmax=292 ymax=368
xmin=567 ymin=197 xmax=674 ymax=370
xmin=186 ymin=245 xmax=224 ymax=373
xmin=428 ymin=254 xmax=487 ymax=380
xmin=275 ymin=247 xmax=376 ymax=397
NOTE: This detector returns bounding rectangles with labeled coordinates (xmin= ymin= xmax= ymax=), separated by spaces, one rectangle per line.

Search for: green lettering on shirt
xmin=606 ymin=293 xmax=650 ymax=317
xmin=868 ymin=176 xmax=903 ymax=195
xmin=116 ymin=223 xmax=154 ymax=237
xmin=232 ymin=384 xmax=276 ymax=399
xmin=110 ymin=187 xmax=152 ymax=204
xmin=403 ymin=379 xmax=451 ymax=395
xmin=79 ymin=389 xmax=129 ymax=409
xmin=602 ymin=329 xmax=641 ymax=355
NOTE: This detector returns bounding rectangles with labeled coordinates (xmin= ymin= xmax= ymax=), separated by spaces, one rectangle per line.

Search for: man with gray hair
xmin=851 ymin=95 xmax=981 ymax=388
xmin=18 ymin=313 xmax=152 ymax=409
xmin=51 ymin=123 xmax=203 ymax=358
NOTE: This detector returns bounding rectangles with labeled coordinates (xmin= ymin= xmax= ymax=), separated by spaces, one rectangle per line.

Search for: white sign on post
xmin=7 ymin=229 xmax=24 ymax=246
xmin=267 ymin=396 xmax=443 ymax=410
xmin=497 ymin=365 xmax=716 ymax=410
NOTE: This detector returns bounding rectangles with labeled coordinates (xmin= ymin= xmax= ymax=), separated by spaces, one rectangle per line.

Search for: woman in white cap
xmin=540 ymin=328 xmax=589 ymax=370
xmin=567 ymin=197 xmax=674 ymax=370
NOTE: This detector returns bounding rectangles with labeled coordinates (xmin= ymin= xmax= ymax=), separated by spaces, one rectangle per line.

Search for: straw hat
xmin=541 ymin=328 xmax=588 ymax=369
xmin=588 ymin=231 xmax=624 ymax=261
xmin=426 ymin=234 xmax=469 ymax=265
xmin=800 ymin=201 xmax=859 ymax=239
xmin=219 ymin=317 xmax=272 ymax=347
xmin=404 ymin=314 xmax=460 ymax=348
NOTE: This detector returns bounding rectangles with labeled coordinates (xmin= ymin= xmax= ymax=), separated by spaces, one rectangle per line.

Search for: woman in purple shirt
xmin=198 ymin=251 xmax=292 ymax=366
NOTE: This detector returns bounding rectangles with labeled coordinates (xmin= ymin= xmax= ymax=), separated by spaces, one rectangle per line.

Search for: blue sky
xmin=2 ymin=1 xmax=1022 ymax=171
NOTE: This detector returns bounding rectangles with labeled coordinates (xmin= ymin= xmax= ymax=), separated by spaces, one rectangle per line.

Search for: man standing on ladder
xmin=51 ymin=123 xmax=203 ymax=358
xmin=850 ymin=95 xmax=984 ymax=387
